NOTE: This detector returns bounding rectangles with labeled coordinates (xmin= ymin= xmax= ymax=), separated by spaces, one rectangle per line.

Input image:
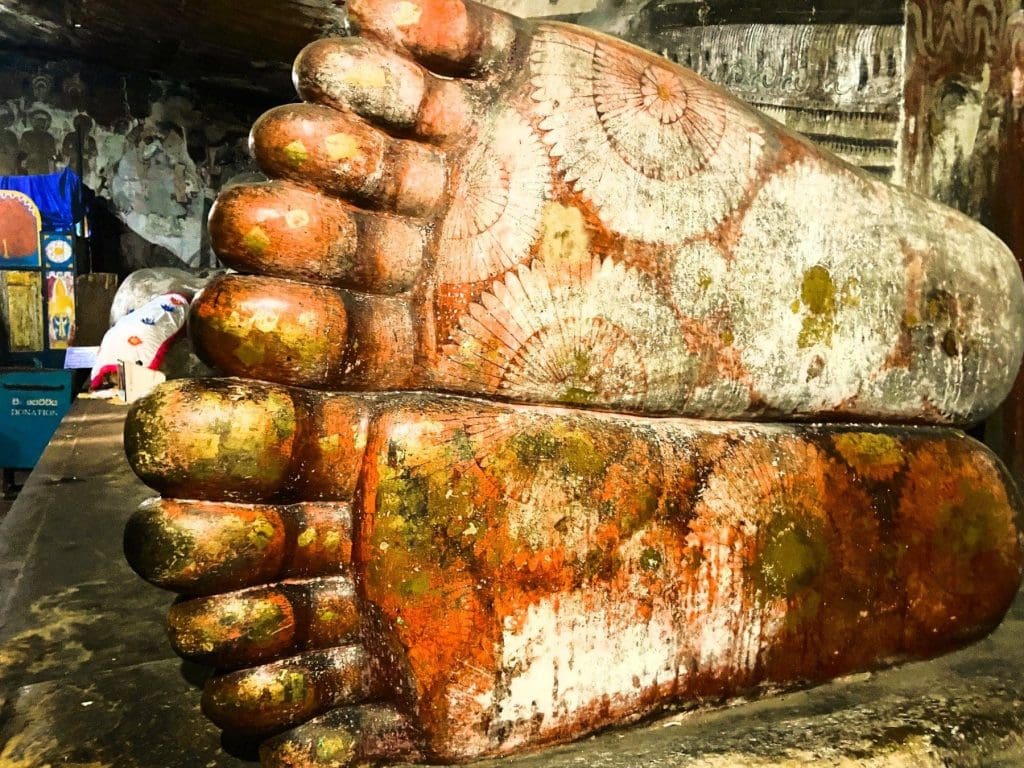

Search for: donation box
xmin=0 ymin=369 xmax=73 ymax=469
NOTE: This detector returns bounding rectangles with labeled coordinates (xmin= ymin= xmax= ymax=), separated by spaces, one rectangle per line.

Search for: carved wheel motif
xmin=436 ymin=111 xmax=552 ymax=285
xmin=530 ymin=25 xmax=766 ymax=244
xmin=438 ymin=255 xmax=696 ymax=411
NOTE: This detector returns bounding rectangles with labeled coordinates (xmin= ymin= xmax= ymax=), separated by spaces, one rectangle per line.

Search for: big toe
xmin=188 ymin=274 xmax=417 ymax=390
xmin=347 ymin=0 xmax=517 ymax=78
xmin=124 ymin=379 xmax=372 ymax=501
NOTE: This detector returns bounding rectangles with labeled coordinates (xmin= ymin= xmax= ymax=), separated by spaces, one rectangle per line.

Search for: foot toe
xmin=125 ymin=499 xmax=353 ymax=595
xmin=124 ymin=379 xmax=372 ymax=501
xmin=251 ymin=104 xmax=446 ymax=216
xmin=168 ymin=576 xmax=359 ymax=669
xmin=211 ymin=182 xmax=426 ymax=294
xmin=347 ymin=0 xmax=517 ymax=77
xmin=260 ymin=705 xmax=422 ymax=767
xmin=189 ymin=274 xmax=416 ymax=390
xmin=125 ymin=379 xmax=301 ymax=500
xmin=202 ymin=646 xmax=380 ymax=733
xmin=295 ymin=37 xmax=471 ymax=140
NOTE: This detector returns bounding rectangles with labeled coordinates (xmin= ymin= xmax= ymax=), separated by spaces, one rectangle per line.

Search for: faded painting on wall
xmin=0 ymin=58 xmax=260 ymax=270
xmin=0 ymin=270 xmax=43 ymax=352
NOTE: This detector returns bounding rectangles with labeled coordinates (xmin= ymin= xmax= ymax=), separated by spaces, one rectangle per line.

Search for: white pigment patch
xmin=492 ymin=590 xmax=681 ymax=748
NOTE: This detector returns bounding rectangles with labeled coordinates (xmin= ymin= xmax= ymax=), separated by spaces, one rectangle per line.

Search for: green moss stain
xmin=401 ymin=571 xmax=431 ymax=598
xmin=797 ymin=265 xmax=837 ymax=348
xmin=508 ymin=431 xmax=559 ymax=465
xmin=247 ymin=516 xmax=275 ymax=550
xmin=132 ymin=511 xmax=195 ymax=581
xmin=801 ymin=265 xmax=837 ymax=315
xmin=841 ymin=277 xmax=862 ymax=308
xmin=275 ymin=670 xmax=308 ymax=704
xmin=496 ymin=424 xmax=610 ymax=491
xmin=243 ymin=226 xmax=271 ymax=255
xmin=553 ymin=350 xmax=613 ymax=404
xmin=246 ymin=600 xmax=287 ymax=642
xmin=124 ymin=387 xmax=172 ymax=478
xmin=833 ymin=433 xmax=906 ymax=474
xmin=376 ymin=463 xmax=430 ymax=532
xmin=556 ymin=430 xmax=608 ymax=479
xmin=561 ymin=386 xmax=598 ymax=405
xmin=937 ymin=481 xmax=1005 ymax=567
xmin=620 ymin=485 xmax=660 ymax=538
xmin=640 ymin=548 xmax=663 ymax=572
xmin=323 ymin=530 xmax=341 ymax=552
xmin=283 ymin=140 xmax=309 ymax=166
xmin=235 ymin=337 xmax=267 ymax=367
xmin=370 ymin=457 xmax=483 ymax=597
xmin=450 ymin=429 xmax=476 ymax=462
xmin=698 ymin=268 xmax=713 ymax=292
xmin=315 ymin=733 xmax=356 ymax=763
xmin=269 ymin=394 xmax=297 ymax=440
xmin=924 ymin=288 xmax=955 ymax=323
xmin=297 ymin=527 xmax=318 ymax=547
xmin=752 ymin=511 xmax=829 ymax=602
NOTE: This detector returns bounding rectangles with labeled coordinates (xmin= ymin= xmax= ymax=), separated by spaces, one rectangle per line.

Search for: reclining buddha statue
xmin=123 ymin=0 xmax=1024 ymax=765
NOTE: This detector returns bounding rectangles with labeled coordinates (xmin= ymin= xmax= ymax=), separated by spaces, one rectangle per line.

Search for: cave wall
xmin=0 ymin=53 xmax=262 ymax=273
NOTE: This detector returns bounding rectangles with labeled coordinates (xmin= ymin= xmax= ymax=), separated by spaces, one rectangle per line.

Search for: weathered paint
xmin=210 ymin=182 xmax=424 ymax=293
xmin=201 ymin=645 xmax=380 ymax=733
xmin=166 ymin=576 xmax=359 ymax=669
xmin=193 ymin=6 xmax=1024 ymax=424
xmin=124 ymin=499 xmax=353 ymax=595
xmin=125 ymin=380 xmax=1024 ymax=761
xmin=121 ymin=1 xmax=1024 ymax=765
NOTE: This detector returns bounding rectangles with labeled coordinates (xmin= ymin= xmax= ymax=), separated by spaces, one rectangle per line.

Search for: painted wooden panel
xmin=0 ymin=270 xmax=44 ymax=352
xmin=46 ymin=271 xmax=75 ymax=350
xmin=0 ymin=190 xmax=42 ymax=268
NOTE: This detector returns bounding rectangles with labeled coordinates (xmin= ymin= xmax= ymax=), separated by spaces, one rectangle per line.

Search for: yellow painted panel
xmin=1 ymin=270 xmax=44 ymax=352
xmin=47 ymin=271 xmax=75 ymax=350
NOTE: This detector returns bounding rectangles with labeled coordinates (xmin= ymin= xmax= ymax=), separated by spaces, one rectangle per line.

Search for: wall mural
xmin=901 ymin=0 xmax=1016 ymax=218
xmin=45 ymin=270 xmax=75 ymax=349
xmin=0 ymin=59 xmax=260 ymax=270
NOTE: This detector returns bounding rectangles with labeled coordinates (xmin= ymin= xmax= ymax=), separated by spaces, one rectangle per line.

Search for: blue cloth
xmin=0 ymin=168 xmax=85 ymax=230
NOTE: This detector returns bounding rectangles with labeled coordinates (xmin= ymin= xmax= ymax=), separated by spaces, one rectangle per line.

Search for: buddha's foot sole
xmin=124 ymin=378 xmax=1023 ymax=764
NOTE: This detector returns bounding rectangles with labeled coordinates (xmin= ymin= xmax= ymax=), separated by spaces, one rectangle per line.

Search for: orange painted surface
xmin=126 ymin=381 xmax=1023 ymax=760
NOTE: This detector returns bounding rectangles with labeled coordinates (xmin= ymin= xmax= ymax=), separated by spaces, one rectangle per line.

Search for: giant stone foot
xmin=125 ymin=379 xmax=1023 ymax=767
xmin=194 ymin=0 xmax=1024 ymax=422
xmin=124 ymin=2 xmax=1024 ymax=765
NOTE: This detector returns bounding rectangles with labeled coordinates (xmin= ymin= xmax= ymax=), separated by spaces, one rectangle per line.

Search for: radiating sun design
xmin=639 ymin=66 xmax=688 ymax=124
xmin=529 ymin=25 xmax=767 ymax=244
xmin=437 ymin=255 xmax=698 ymax=412
xmin=436 ymin=110 xmax=552 ymax=285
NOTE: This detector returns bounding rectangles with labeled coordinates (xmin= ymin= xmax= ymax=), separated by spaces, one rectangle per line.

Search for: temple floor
xmin=1 ymin=398 xmax=1022 ymax=767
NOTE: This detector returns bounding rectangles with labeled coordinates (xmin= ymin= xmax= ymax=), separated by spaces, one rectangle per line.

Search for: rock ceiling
xmin=0 ymin=0 xmax=347 ymax=96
